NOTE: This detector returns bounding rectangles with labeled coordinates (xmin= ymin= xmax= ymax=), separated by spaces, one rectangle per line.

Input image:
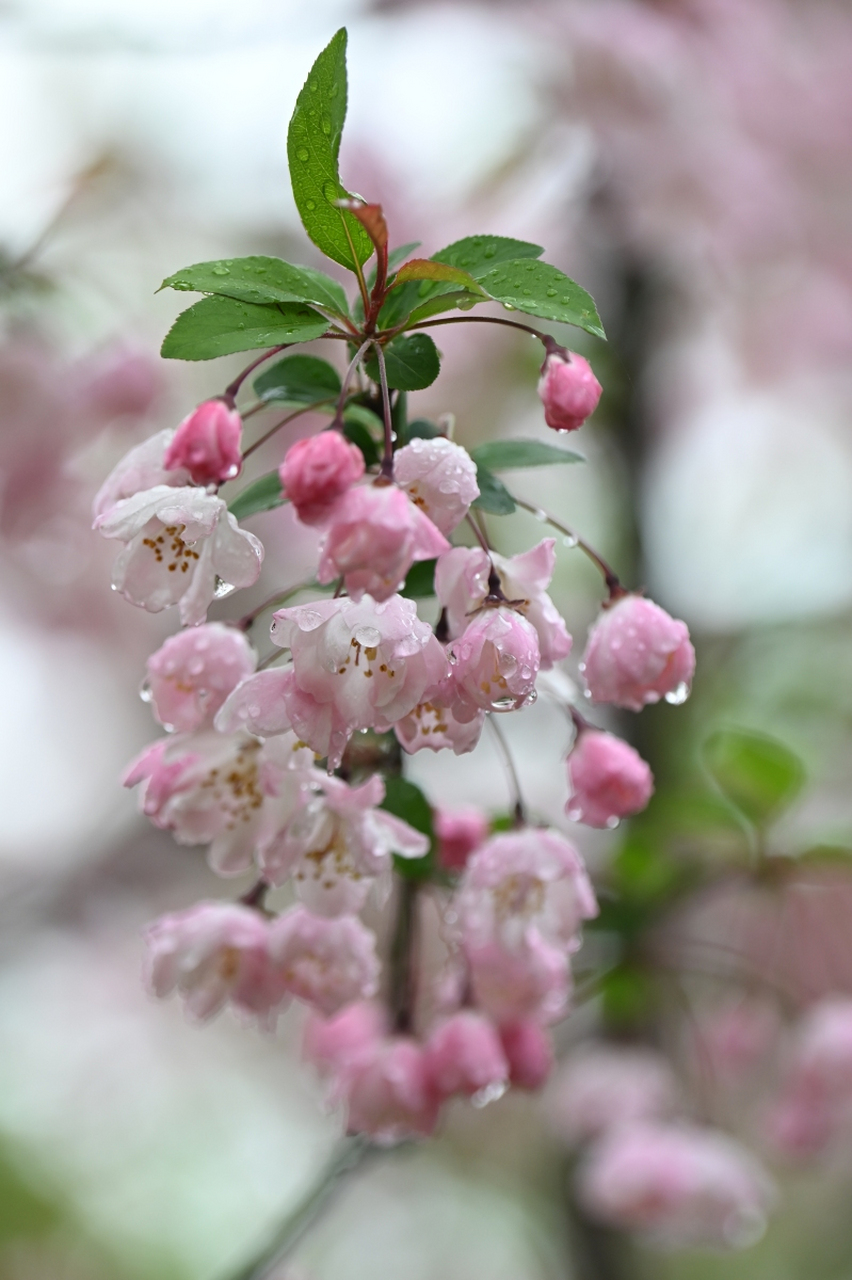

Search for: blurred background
xmin=3 ymin=0 xmax=852 ymax=1276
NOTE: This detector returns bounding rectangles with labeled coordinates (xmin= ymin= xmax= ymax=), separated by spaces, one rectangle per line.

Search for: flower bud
xmin=164 ymin=399 xmax=243 ymax=486
xmin=567 ymin=729 xmax=653 ymax=828
xmin=447 ymin=607 xmax=540 ymax=715
xmin=537 ymin=352 xmax=602 ymax=433
xmin=344 ymin=1038 xmax=440 ymax=1143
xmin=434 ymin=806 xmax=490 ymax=871
xmin=424 ymin=1011 xmax=508 ymax=1101
xmin=268 ymin=906 xmax=380 ymax=1017
xmin=499 ymin=1020 xmax=554 ymax=1090
xmin=581 ymin=594 xmax=695 ymax=711
xmin=279 ymin=431 xmax=365 ymax=526
xmin=393 ymin=436 xmax=479 ymax=534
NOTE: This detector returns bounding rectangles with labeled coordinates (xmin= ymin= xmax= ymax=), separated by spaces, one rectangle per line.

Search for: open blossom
xmin=94 ymin=485 xmax=263 ymax=626
xmin=123 ymin=730 xmax=312 ymax=875
xmin=145 ymin=623 xmax=256 ymax=732
xmin=576 ymin=1122 xmax=774 ymax=1248
xmin=447 ymin=608 xmax=540 ymax=717
xmin=393 ymin=694 xmax=485 ymax=757
xmin=424 ymin=1010 xmax=508 ymax=1100
xmin=268 ymin=906 xmax=380 ymax=1017
xmin=769 ymin=998 xmax=852 ymax=1158
xmin=220 ymin=594 xmax=448 ymax=770
xmin=343 ymin=1038 xmax=440 ymax=1143
xmin=317 ymin=483 xmax=448 ymax=602
xmin=550 ymin=1044 xmax=679 ymax=1146
xmin=537 ymin=351 xmax=602 ymax=432
xmin=581 ymin=594 xmax=695 ymax=711
xmin=280 ymin=431 xmax=365 ymax=525
xmin=144 ymin=902 xmax=287 ymax=1024
xmin=92 ymin=428 xmax=189 ymax=521
xmin=393 ymin=436 xmax=479 ymax=535
xmin=499 ymin=1020 xmax=554 ymax=1090
xmin=434 ymin=806 xmax=490 ymax=871
xmin=567 ymin=729 xmax=654 ymax=828
xmin=261 ymin=772 xmax=429 ymax=914
xmin=304 ymin=1001 xmax=387 ymax=1085
xmin=435 ymin=542 xmax=571 ymax=668
xmin=163 ymin=399 xmax=242 ymax=486
xmin=466 ymin=933 xmax=572 ymax=1026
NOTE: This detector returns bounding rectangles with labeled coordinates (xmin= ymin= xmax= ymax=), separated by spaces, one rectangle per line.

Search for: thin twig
xmin=403 ymin=314 xmax=559 ymax=345
xmin=334 ymin=339 xmax=372 ymax=426
xmin=224 ymin=347 xmax=289 ymax=404
xmin=465 ymin=511 xmax=492 ymax=555
xmin=511 ymin=494 xmax=624 ymax=598
xmin=487 ymin=715 xmax=527 ymax=825
xmin=241 ymin=398 xmax=337 ymax=461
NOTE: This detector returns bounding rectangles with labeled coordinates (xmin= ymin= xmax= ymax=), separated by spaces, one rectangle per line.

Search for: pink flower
xmin=123 ymin=730 xmax=312 ymax=875
xmin=424 ymin=1011 xmax=508 ymax=1101
xmin=769 ymin=998 xmax=852 ymax=1158
xmin=94 ymin=486 xmax=263 ymax=626
xmin=447 ymin=608 xmax=540 ymax=717
xmin=393 ymin=436 xmax=480 ymax=535
xmin=550 ymin=1044 xmax=679 ymax=1145
xmin=393 ymin=695 xmax=485 ymax=757
xmin=280 ymin=431 xmax=365 ymax=526
xmin=92 ymin=429 xmax=190 ymax=522
xmin=304 ymin=1001 xmax=386 ymax=1082
xmin=268 ymin=906 xmax=380 ymax=1017
xmin=145 ymin=622 xmax=256 ymax=732
xmin=581 ymin=594 xmax=695 ymax=711
xmin=537 ymin=351 xmax=602 ymax=432
xmin=466 ymin=934 xmax=571 ymax=1026
xmin=434 ymin=806 xmax=490 ymax=872
xmin=567 ymin=729 xmax=654 ymax=828
xmin=163 ymin=399 xmax=243 ymax=487
xmin=576 ymin=1122 xmax=774 ymax=1248
xmin=343 ymin=1037 xmax=440 ymax=1143
xmin=261 ymin=772 xmax=429 ymax=914
xmin=144 ymin=901 xmax=287 ymax=1024
xmin=317 ymin=483 xmax=449 ymax=602
xmin=499 ymin=1020 xmax=554 ymax=1090
xmin=435 ymin=542 xmax=571 ymax=669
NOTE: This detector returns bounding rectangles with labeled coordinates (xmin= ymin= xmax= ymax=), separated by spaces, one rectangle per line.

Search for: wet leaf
xmin=161 ymin=296 xmax=329 ymax=360
xmin=431 ymin=234 xmax=544 ymax=276
xmin=160 ymin=257 xmax=349 ymax=317
xmin=365 ymin=333 xmax=440 ymax=391
xmin=471 ymin=438 xmax=584 ymax=470
xmin=477 ymin=259 xmax=605 ymax=338
xmin=472 ymin=466 xmax=516 ymax=514
xmin=254 ymin=353 xmax=341 ymax=403
xmin=703 ymin=729 xmax=805 ymax=828
xmin=382 ymin=776 xmax=436 ymax=880
xmin=228 ymin=471 xmax=286 ymax=520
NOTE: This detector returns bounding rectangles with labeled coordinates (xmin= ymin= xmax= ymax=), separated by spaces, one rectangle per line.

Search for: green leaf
xmin=472 ymin=465 xmax=516 ymax=514
xmin=365 ymin=333 xmax=440 ymax=391
xmin=476 ymin=259 xmax=605 ymax=338
xmin=399 ymin=417 xmax=444 ymax=446
xmin=400 ymin=558 xmax=437 ymax=598
xmin=287 ymin=29 xmax=372 ymax=271
xmin=342 ymin=418 xmax=380 ymax=468
xmin=382 ymin=777 xmax=436 ymax=881
xmin=342 ymin=402 xmax=384 ymax=436
xmin=254 ymin=353 xmax=341 ymax=403
xmin=702 ymin=729 xmax=805 ymax=829
xmin=405 ymin=290 xmax=483 ymax=327
xmin=432 ymin=235 xmax=544 ymax=276
xmin=228 ymin=471 xmax=286 ymax=520
xmin=392 ymin=258 xmax=487 ymax=296
xmin=471 ymin=438 xmax=584 ymax=471
xmin=160 ymin=257 xmax=349 ymax=317
xmin=161 ymin=296 xmax=330 ymax=361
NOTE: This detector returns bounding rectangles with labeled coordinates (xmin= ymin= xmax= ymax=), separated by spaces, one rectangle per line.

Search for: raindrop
xmin=213 ymin=577 xmax=235 ymax=599
xmin=491 ymin=696 xmax=518 ymax=710
xmin=139 ymin=678 xmax=153 ymax=703
xmin=560 ymin=296 xmax=572 ymax=306
xmin=472 ymin=1080 xmax=507 ymax=1108
xmin=188 ymin=658 xmax=204 ymax=676
xmin=562 ymin=533 xmax=578 ymax=548
xmin=502 ymin=303 xmax=516 ymax=311
xmin=605 ymin=815 xmax=621 ymax=830
xmin=321 ymin=116 xmax=331 ymax=135
xmin=296 ymin=147 xmax=310 ymax=162
xmin=665 ymin=682 xmax=690 ymax=705
xmin=212 ymin=265 xmax=230 ymax=277
xmin=531 ymin=507 xmax=548 ymax=523
xmin=308 ymin=78 xmax=318 ymax=92
xmin=306 ymin=200 xmax=317 ymax=211
xmin=545 ymin=287 xmax=557 ymax=298
xmin=354 ymin=625 xmax=381 ymax=647
xmin=483 ymin=244 xmax=497 ymax=259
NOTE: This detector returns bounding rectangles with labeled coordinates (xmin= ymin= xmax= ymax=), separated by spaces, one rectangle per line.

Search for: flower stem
xmin=404 ymin=314 xmax=562 ymax=348
xmin=224 ymin=346 xmax=290 ymax=405
xmin=334 ymin=339 xmax=373 ymax=426
xmin=372 ymin=341 xmax=395 ymax=479
xmin=389 ymin=876 xmax=420 ymax=1033
xmin=241 ymin=398 xmax=338 ymax=461
xmin=511 ymin=495 xmax=625 ymax=598
xmin=487 ymin=715 xmax=527 ymax=826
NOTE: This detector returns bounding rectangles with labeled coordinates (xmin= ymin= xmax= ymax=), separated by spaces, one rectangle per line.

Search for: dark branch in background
xmin=373 ymin=341 xmax=395 ymax=478
xmin=389 ymin=877 xmax=420 ymax=1033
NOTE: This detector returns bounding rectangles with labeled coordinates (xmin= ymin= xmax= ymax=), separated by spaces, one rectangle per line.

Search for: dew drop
xmin=665 ymin=681 xmax=690 ymax=705
xmin=560 ymin=296 xmax=572 ymax=306
xmin=605 ymin=815 xmax=621 ymax=830
xmin=213 ymin=577 xmax=235 ymax=599
xmin=483 ymin=244 xmax=497 ymax=259
xmin=546 ymin=287 xmax=557 ymax=298
xmin=323 ymin=181 xmax=338 ymax=202
xmin=139 ymin=678 xmax=153 ymax=703
xmin=562 ymin=533 xmax=578 ymax=548
xmin=354 ymin=625 xmax=381 ymax=647
xmin=472 ymin=1080 xmax=507 ymax=1108
xmin=306 ymin=199 xmax=316 ymax=211
xmin=321 ymin=116 xmax=331 ymax=135
xmin=212 ymin=265 xmax=229 ymax=277
xmin=296 ymin=147 xmax=310 ymax=162
xmin=502 ymin=303 xmax=516 ymax=312
xmin=308 ymin=78 xmax=318 ymax=92
xmin=188 ymin=658 xmax=204 ymax=676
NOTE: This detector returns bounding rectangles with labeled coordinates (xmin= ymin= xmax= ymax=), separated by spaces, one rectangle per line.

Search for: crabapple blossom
xmin=537 ymin=351 xmax=602 ymax=432
xmin=576 ymin=1121 xmax=774 ymax=1248
xmin=435 ymin=542 xmax=571 ymax=668
xmin=144 ymin=622 xmax=256 ymax=732
xmin=581 ymin=594 xmax=695 ymax=711
xmin=499 ymin=1020 xmax=554 ymax=1090
xmin=92 ymin=428 xmax=188 ymax=521
xmin=94 ymin=485 xmax=263 ymax=625
xmin=303 ymin=1001 xmax=386 ymax=1086
xmin=550 ymin=1044 xmax=679 ymax=1145
xmin=466 ymin=933 xmax=572 ymax=1026
xmin=769 ymin=997 xmax=852 ymax=1158
xmin=317 ymin=482 xmax=448 ymax=602
xmin=433 ymin=806 xmax=490 ymax=871
xmin=343 ymin=1037 xmax=440 ymax=1143
xmin=164 ymin=399 xmax=242 ymax=486
xmin=424 ymin=1010 xmax=508 ymax=1100
xmin=144 ymin=902 xmax=287 ymax=1024
xmin=268 ymin=906 xmax=380 ymax=1016
xmin=280 ymin=431 xmax=365 ymax=525
xmin=447 ymin=608 xmax=540 ymax=718
xmin=261 ymin=772 xmax=429 ymax=914
xmin=393 ymin=694 xmax=485 ymax=757
xmin=393 ymin=436 xmax=480 ymax=534
xmin=566 ymin=728 xmax=654 ymax=828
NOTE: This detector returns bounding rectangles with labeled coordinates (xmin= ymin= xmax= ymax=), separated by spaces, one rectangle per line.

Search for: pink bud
xmin=279 ymin=431 xmax=365 ymax=526
xmin=303 ymin=1001 xmax=387 ymax=1079
xmin=447 ymin=607 xmax=540 ymax=715
xmin=537 ymin=352 xmax=602 ymax=433
xmin=344 ymin=1038 xmax=440 ymax=1144
xmin=581 ymin=594 xmax=695 ymax=711
xmin=499 ymin=1020 xmax=554 ymax=1090
xmin=434 ymin=806 xmax=490 ymax=871
xmin=268 ymin=907 xmax=380 ymax=1017
xmin=424 ymin=1011 xmax=508 ymax=1101
xmin=567 ymin=729 xmax=653 ymax=828
xmin=164 ymin=399 xmax=243 ymax=486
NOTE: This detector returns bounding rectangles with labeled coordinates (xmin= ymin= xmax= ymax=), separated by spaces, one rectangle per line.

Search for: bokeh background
xmin=3 ymin=0 xmax=852 ymax=1276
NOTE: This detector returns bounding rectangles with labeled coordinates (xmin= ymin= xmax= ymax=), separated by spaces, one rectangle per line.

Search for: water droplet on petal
xmin=139 ymin=678 xmax=153 ymax=703
xmin=665 ymin=681 xmax=690 ymax=705
xmin=472 ymin=1080 xmax=507 ymax=1108
xmin=214 ymin=577 xmax=235 ymax=599
xmin=605 ymin=815 xmax=621 ymax=830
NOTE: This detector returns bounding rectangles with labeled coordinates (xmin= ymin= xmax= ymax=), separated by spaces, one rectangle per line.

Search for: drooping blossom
xmin=581 ymin=594 xmax=695 ymax=711
xmin=261 ymin=772 xmax=429 ymax=914
xmin=435 ymin=542 xmax=571 ymax=668
xmin=769 ymin=997 xmax=852 ymax=1159
xmin=218 ymin=594 xmax=448 ymax=769
xmin=576 ymin=1121 xmax=774 ymax=1248
xmin=550 ymin=1044 xmax=679 ymax=1145
xmin=393 ymin=436 xmax=480 ymax=534
xmin=145 ymin=622 xmax=256 ymax=732
xmin=424 ymin=1010 xmax=508 ymax=1101
xmin=123 ymin=730 xmax=312 ymax=875
xmin=393 ymin=694 xmax=485 ymax=757
xmin=163 ymin=399 xmax=243 ymax=486
xmin=537 ymin=351 xmax=602 ymax=432
xmin=317 ymin=482 xmax=448 ymax=602
xmin=144 ymin=902 xmax=287 ymax=1025
xmin=304 ymin=1001 xmax=387 ymax=1087
xmin=92 ymin=429 xmax=189 ymax=522
xmin=343 ymin=1037 xmax=440 ymax=1143
xmin=280 ymin=431 xmax=365 ymax=525
xmin=94 ymin=486 xmax=263 ymax=626
xmin=691 ymin=997 xmax=780 ymax=1087
xmin=447 ymin=608 xmax=540 ymax=718
xmin=434 ymin=806 xmax=490 ymax=871
xmin=566 ymin=729 xmax=654 ymax=828
xmin=499 ymin=1020 xmax=554 ymax=1090
xmin=268 ymin=906 xmax=380 ymax=1017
